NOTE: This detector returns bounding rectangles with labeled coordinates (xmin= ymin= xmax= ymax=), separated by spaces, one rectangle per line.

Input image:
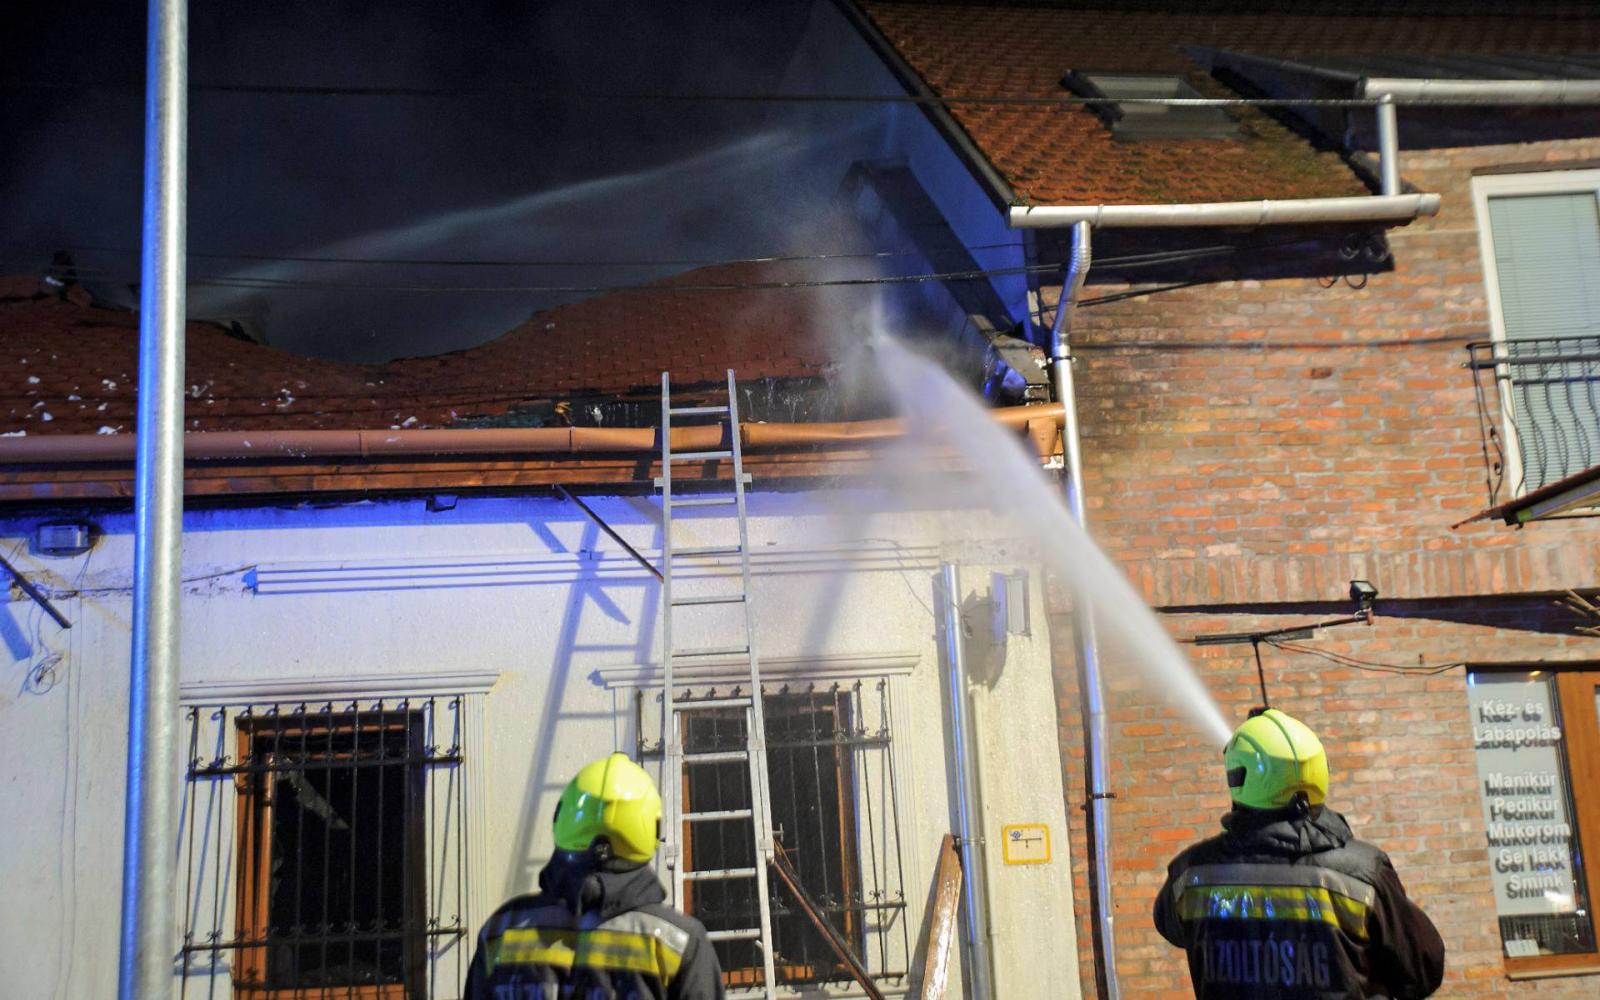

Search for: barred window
xmin=641 ymin=678 xmax=910 ymax=993
xmin=180 ymin=696 xmax=469 ymax=1000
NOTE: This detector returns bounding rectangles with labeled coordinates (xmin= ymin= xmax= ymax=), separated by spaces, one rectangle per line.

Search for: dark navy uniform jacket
xmin=466 ymin=853 xmax=723 ymax=1000
xmin=1156 ymin=805 xmax=1445 ymax=999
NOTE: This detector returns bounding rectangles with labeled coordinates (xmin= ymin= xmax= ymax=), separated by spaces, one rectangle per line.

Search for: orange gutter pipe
xmin=0 ymin=403 xmax=1065 ymax=464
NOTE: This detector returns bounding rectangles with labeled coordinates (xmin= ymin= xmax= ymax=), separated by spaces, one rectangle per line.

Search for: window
xmin=180 ymin=696 xmax=470 ymax=999
xmin=641 ymin=679 xmax=910 ymax=993
xmin=1466 ymin=667 xmax=1600 ymax=977
xmin=1061 ymin=71 xmax=1240 ymax=140
xmin=1472 ymin=170 xmax=1600 ymax=494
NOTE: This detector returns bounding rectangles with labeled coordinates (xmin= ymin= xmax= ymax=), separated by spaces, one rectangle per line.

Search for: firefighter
xmin=465 ymin=752 xmax=723 ymax=999
xmin=1155 ymin=709 xmax=1445 ymax=999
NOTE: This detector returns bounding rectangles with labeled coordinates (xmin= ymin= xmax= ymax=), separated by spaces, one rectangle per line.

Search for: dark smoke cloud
xmin=1 ymin=1 xmax=904 ymax=362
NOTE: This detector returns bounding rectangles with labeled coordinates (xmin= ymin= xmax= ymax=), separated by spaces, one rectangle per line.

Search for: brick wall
xmin=1045 ymin=137 xmax=1600 ymax=998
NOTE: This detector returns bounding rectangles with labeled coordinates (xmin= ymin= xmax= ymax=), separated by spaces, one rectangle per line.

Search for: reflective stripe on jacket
xmin=1155 ymin=806 xmax=1444 ymax=1000
xmin=466 ymin=856 xmax=723 ymax=1000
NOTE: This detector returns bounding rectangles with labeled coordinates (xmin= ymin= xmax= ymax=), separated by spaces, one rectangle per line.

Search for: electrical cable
xmin=1 ymin=237 xmax=1333 ymax=298
xmin=5 ymin=79 xmax=1595 ymax=109
xmin=1262 ymin=637 xmax=1464 ymax=675
xmin=0 ymin=237 xmax=1027 ymax=270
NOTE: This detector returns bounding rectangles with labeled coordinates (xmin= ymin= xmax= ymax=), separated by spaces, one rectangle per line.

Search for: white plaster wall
xmin=0 ymin=489 xmax=1079 ymax=999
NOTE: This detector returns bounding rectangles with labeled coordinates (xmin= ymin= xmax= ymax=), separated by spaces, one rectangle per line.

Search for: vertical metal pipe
xmin=118 ymin=0 xmax=187 ymax=996
xmin=939 ymin=562 xmax=993 ymax=1000
xmin=1048 ymin=221 xmax=1121 ymax=1000
xmin=1375 ymin=94 xmax=1401 ymax=197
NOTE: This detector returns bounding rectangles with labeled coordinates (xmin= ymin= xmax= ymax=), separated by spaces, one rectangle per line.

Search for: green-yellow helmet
xmin=1223 ymin=709 xmax=1329 ymax=810
xmin=553 ymin=753 xmax=662 ymax=863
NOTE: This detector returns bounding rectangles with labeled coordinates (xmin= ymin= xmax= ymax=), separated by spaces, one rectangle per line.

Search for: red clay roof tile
xmin=861 ymin=2 xmax=1600 ymax=206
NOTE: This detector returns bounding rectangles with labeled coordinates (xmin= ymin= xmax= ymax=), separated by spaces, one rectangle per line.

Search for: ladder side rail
xmin=726 ymin=369 xmax=779 ymax=998
xmin=660 ymin=372 xmax=684 ymax=908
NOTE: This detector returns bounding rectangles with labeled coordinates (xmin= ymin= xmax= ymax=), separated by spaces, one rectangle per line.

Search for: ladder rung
xmin=672 ymin=545 xmax=741 ymax=557
xmin=670 ymin=593 xmax=746 ymax=607
xmin=684 ymin=867 xmax=758 ymax=881
xmin=684 ymin=808 xmax=754 ymax=822
xmin=670 ymin=405 xmax=729 ymax=416
xmin=670 ymin=496 xmax=737 ymax=508
xmin=707 ymin=928 xmax=763 ymax=942
xmin=655 ymin=473 xmax=751 ymax=487
xmin=683 ymin=750 xmax=750 ymax=764
xmin=672 ymin=644 xmax=749 ymax=658
xmin=674 ymin=697 xmax=753 ymax=711
xmin=672 ymin=450 xmax=733 ymax=462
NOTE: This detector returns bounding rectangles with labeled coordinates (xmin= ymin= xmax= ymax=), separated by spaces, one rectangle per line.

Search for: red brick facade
xmin=1044 ymin=137 xmax=1600 ymax=998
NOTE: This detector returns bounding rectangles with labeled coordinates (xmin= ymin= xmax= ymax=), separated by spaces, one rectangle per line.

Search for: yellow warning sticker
xmin=1001 ymin=823 xmax=1051 ymax=865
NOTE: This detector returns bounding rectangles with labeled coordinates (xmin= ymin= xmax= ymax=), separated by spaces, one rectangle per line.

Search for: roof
xmin=0 ymin=264 xmax=833 ymax=437
xmin=859 ymin=2 xmax=1600 ymax=206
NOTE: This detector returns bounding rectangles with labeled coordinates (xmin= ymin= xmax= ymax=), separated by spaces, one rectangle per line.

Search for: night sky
xmin=1 ymin=1 xmax=897 ymax=362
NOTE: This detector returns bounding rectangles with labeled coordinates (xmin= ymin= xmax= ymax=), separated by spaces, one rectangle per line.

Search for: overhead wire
xmin=5 ymin=79 xmax=1596 ymax=108
xmin=1 ymin=237 xmax=1335 ymax=297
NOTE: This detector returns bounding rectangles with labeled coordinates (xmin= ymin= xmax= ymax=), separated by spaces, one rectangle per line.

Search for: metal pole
xmin=119 ymin=0 xmax=187 ymax=996
xmin=1048 ymin=221 xmax=1120 ymax=1000
xmin=939 ymin=562 xmax=993 ymax=1000
xmin=1375 ymin=93 xmax=1401 ymax=197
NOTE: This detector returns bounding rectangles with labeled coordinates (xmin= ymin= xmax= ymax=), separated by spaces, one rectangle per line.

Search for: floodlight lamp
xmin=1349 ymin=579 xmax=1378 ymax=610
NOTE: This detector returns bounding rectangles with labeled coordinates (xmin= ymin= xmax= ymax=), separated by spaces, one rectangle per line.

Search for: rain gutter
xmin=1048 ymin=221 xmax=1120 ymax=1000
xmin=1008 ymin=193 xmax=1439 ymax=229
xmin=1360 ymin=78 xmax=1600 ymax=104
xmin=0 ymin=404 xmax=1065 ymax=465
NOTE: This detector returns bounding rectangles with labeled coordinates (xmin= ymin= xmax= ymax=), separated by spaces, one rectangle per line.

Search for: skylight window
xmin=1062 ymin=71 xmax=1240 ymax=140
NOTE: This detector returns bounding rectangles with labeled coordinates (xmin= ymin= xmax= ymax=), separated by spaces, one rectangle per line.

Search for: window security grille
xmin=639 ymin=679 xmax=910 ymax=992
xmin=179 ymin=696 xmax=469 ymax=1000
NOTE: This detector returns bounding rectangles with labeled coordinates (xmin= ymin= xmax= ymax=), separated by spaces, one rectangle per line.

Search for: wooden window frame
xmin=232 ymin=714 xmax=427 ymax=1000
xmin=1473 ymin=666 xmax=1600 ymax=980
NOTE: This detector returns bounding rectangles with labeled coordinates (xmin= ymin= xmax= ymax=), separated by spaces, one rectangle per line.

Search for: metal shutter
xmin=1487 ymin=191 xmax=1600 ymax=490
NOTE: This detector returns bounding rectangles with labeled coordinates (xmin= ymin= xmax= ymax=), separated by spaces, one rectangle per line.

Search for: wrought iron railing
xmin=179 ymin=695 xmax=468 ymax=999
xmin=639 ymin=678 xmax=911 ymax=993
xmin=1467 ymin=335 xmax=1600 ymax=504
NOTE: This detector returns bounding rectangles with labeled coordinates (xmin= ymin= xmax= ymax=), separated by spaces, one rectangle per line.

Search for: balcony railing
xmin=1468 ymin=335 xmax=1600 ymax=505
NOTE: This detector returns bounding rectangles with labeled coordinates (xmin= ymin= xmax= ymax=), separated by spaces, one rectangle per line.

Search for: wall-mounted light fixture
xmin=1349 ymin=579 xmax=1378 ymax=619
xmin=32 ymin=521 xmax=97 ymax=558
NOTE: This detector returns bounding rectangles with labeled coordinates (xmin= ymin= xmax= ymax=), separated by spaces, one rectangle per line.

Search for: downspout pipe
xmin=119 ymin=0 xmax=186 ymax=997
xmin=1374 ymin=94 xmax=1401 ymax=198
xmin=1049 ymin=221 xmax=1121 ymax=1000
xmin=939 ymin=562 xmax=994 ymax=1000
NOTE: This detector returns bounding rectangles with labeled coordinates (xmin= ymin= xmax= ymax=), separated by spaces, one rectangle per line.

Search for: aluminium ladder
xmin=658 ymin=369 xmax=779 ymax=999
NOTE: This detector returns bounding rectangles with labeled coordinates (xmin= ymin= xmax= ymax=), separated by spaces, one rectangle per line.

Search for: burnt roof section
xmin=858 ymin=2 xmax=1600 ymax=206
xmin=0 ymin=265 xmax=835 ymax=437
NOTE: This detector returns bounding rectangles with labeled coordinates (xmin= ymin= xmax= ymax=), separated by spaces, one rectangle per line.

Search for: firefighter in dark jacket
xmin=466 ymin=752 xmax=723 ymax=1000
xmin=1155 ymin=708 xmax=1445 ymax=999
